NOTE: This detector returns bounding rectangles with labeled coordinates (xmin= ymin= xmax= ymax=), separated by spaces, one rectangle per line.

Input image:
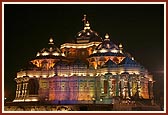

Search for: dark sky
xmin=4 ymin=4 xmax=164 ymax=100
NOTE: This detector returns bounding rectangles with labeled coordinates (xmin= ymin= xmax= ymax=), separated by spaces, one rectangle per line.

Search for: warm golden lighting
xmin=52 ymin=52 xmax=59 ymax=56
xmin=93 ymin=50 xmax=97 ymax=54
xmin=99 ymin=49 xmax=107 ymax=53
xmin=13 ymin=15 xmax=154 ymax=107
xmin=36 ymin=52 xmax=40 ymax=56
xmin=85 ymin=21 xmax=90 ymax=26
xmin=60 ymin=42 xmax=101 ymax=49
xmin=105 ymin=33 xmax=109 ymax=39
xmin=49 ymin=37 xmax=54 ymax=44
xmin=111 ymin=49 xmax=118 ymax=53
xmin=78 ymin=33 xmax=81 ymax=36
xmin=149 ymin=78 xmax=153 ymax=81
xmin=87 ymin=32 xmax=90 ymax=35
xmin=84 ymin=21 xmax=90 ymax=30
xmin=42 ymin=51 xmax=49 ymax=56
xmin=119 ymin=43 xmax=122 ymax=48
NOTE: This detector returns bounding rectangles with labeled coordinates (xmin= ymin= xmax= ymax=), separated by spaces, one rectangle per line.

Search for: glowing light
xmin=119 ymin=43 xmax=122 ymax=48
xmin=78 ymin=33 xmax=81 ymax=36
xmin=107 ymin=44 xmax=110 ymax=48
xmin=24 ymin=98 xmax=38 ymax=102
xmin=90 ymin=74 xmax=94 ymax=76
xmin=77 ymin=39 xmax=89 ymax=43
xmin=87 ymin=32 xmax=90 ymax=35
xmin=42 ymin=51 xmax=49 ymax=56
xmin=49 ymin=38 xmax=53 ymax=43
xmin=93 ymin=50 xmax=97 ymax=54
xmin=60 ymin=42 xmax=101 ymax=49
xmin=92 ymin=97 xmax=95 ymax=100
xmin=45 ymin=74 xmax=51 ymax=78
xmin=13 ymin=99 xmax=24 ymax=102
xmin=149 ymin=78 xmax=153 ymax=81
xmin=49 ymin=47 xmax=53 ymax=52
xmin=84 ymin=21 xmax=90 ymax=30
xmin=25 ymin=99 xmax=31 ymax=102
xmin=132 ymin=57 xmax=134 ymax=60
xmin=99 ymin=49 xmax=107 ymax=53
xmin=112 ymin=72 xmax=117 ymax=75
xmin=62 ymin=53 xmax=65 ymax=56
xmin=119 ymin=71 xmax=139 ymax=75
xmin=110 ymin=49 xmax=118 ymax=53
xmin=36 ymin=52 xmax=40 ymax=56
xmin=105 ymin=33 xmax=109 ymax=39
xmin=86 ymin=21 xmax=90 ymax=27
xmin=48 ymin=73 xmax=55 ymax=78
xmin=32 ymin=99 xmax=38 ymax=101
xmin=52 ymin=52 xmax=59 ymax=56
xmin=84 ymin=26 xmax=90 ymax=30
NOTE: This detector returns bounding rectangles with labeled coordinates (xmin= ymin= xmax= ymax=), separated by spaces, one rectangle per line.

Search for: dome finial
xmin=49 ymin=37 xmax=54 ymax=45
xmin=105 ymin=33 xmax=109 ymax=39
xmin=82 ymin=14 xmax=91 ymax=30
xmin=119 ymin=43 xmax=122 ymax=48
xmin=84 ymin=21 xmax=90 ymax=30
xmin=119 ymin=43 xmax=123 ymax=53
xmin=104 ymin=33 xmax=110 ymax=41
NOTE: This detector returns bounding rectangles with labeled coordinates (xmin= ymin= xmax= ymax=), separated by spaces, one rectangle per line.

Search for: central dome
xmin=75 ymin=15 xmax=102 ymax=44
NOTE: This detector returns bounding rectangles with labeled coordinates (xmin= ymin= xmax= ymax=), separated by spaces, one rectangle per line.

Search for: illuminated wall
xmin=14 ymin=61 xmax=153 ymax=103
xmin=39 ymin=78 xmax=49 ymax=101
xmin=48 ymin=76 xmax=99 ymax=102
xmin=60 ymin=42 xmax=100 ymax=62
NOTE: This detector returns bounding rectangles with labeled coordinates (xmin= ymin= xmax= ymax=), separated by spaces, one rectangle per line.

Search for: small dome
xmin=75 ymin=29 xmax=102 ymax=44
xmin=88 ymin=34 xmax=125 ymax=59
xmin=96 ymin=33 xmax=119 ymax=51
xmin=119 ymin=56 xmax=140 ymax=66
xmin=36 ymin=38 xmax=65 ymax=57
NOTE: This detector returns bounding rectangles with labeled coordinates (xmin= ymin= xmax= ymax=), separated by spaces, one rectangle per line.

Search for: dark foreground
xmin=4 ymin=101 xmax=162 ymax=111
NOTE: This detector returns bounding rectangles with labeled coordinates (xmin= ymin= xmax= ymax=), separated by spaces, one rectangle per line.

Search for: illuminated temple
xmin=13 ymin=15 xmax=154 ymax=105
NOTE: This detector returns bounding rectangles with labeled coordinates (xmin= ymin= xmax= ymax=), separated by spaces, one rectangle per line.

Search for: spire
xmin=82 ymin=14 xmax=87 ymax=26
xmin=82 ymin=14 xmax=91 ymax=30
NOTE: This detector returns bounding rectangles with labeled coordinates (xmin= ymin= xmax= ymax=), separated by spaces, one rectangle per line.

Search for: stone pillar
xmin=115 ymin=75 xmax=120 ymax=96
xmin=14 ymin=78 xmax=23 ymax=101
xmin=22 ymin=76 xmax=29 ymax=99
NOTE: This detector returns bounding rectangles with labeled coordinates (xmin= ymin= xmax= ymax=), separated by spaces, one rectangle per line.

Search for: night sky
xmin=4 ymin=4 xmax=164 ymax=101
